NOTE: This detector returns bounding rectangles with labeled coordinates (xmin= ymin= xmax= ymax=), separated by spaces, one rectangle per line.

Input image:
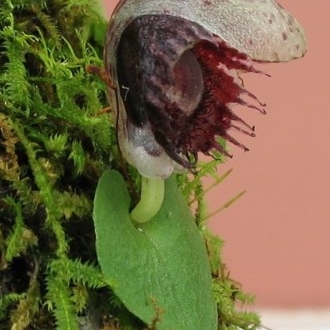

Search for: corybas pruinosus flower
xmin=103 ymin=0 xmax=306 ymax=222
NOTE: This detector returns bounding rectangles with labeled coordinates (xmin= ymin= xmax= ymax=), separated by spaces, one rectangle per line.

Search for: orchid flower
xmin=103 ymin=0 xmax=306 ymax=222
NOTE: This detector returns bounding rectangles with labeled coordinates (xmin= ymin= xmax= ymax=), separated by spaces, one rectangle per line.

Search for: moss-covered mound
xmin=0 ymin=1 xmax=260 ymax=329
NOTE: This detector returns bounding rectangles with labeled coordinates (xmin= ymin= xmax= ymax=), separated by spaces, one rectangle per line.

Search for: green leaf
xmin=93 ymin=170 xmax=217 ymax=330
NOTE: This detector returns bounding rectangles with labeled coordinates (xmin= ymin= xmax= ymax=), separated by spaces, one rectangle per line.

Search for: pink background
xmin=102 ymin=0 xmax=330 ymax=307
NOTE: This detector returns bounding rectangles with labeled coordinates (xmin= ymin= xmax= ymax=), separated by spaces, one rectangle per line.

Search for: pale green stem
xmin=131 ymin=176 xmax=165 ymax=223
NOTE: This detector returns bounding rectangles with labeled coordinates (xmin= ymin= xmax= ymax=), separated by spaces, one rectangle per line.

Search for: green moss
xmin=0 ymin=0 xmax=260 ymax=329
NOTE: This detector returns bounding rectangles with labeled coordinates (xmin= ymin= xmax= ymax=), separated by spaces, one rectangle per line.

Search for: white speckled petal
xmin=108 ymin=0 xmax=307 ymax=63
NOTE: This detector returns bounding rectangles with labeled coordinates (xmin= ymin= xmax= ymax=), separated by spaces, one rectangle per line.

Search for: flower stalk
xmin=131 ymin=176 xmax=165 ymax=223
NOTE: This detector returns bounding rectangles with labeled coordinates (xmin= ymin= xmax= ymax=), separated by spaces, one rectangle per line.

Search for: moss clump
xmin=0 ymin=0 xmax=260 ymax=329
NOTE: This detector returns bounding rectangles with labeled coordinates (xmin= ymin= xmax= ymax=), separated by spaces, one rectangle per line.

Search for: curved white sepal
xmin=108 ymin=0 xmax=307 ymax=63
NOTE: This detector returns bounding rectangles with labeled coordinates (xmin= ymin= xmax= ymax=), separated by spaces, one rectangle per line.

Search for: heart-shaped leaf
xmin=93 ymin=170 xmax=217 ymax=329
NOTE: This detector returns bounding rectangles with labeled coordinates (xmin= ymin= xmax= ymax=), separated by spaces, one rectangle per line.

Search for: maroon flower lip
xmin=117 ymin=15 xmax=265 ymax=170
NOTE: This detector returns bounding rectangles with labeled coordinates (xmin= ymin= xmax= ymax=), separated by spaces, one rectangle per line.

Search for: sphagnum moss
xmin=1 ymin=1 xmax=261 ymax=329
